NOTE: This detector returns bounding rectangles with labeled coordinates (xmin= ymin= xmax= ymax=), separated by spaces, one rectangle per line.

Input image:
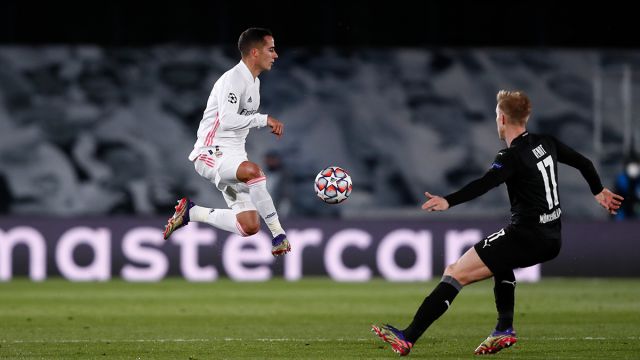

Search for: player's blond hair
xmin=497 ymin=90 xmax=532 ymax=126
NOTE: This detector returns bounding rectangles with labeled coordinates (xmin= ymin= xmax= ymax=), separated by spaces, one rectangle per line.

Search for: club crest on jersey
xmin=228 ymin=93 xmax=237 ymax=104
xmin=214 ymin=145 xmax=223 ymax=158
xmin=248 ymin=96 xmax=252 ymax=103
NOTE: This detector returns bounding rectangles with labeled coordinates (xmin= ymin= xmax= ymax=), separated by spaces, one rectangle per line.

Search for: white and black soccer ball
xmin=314 ymin=166 xmax=353 ymax=204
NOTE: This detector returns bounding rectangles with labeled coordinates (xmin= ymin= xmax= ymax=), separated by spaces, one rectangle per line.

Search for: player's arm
xmin=553 ymin=137 xmax=604 ymax=194
xmin=553 ymin=137 xmax=623 ymax=214
xmin=217 ymin=81 xmax=268 ymax=131
xmin=423 ymin=151 xmax=514 ymax=211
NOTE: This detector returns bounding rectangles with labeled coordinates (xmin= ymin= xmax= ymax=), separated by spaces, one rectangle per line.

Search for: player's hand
xmin=595 ymin=187 xmax=624 ymax=215
xmin=267 ymin=115 xmax=284 ymax=138
xmin=421 ymin=192 xmax=450 ymax=212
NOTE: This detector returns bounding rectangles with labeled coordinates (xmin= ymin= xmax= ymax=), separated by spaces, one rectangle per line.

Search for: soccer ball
xmin=314 ymin=166 xmax=353 ymax=204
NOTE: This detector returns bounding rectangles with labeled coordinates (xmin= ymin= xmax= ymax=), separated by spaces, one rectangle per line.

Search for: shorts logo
xmin=265 ymin=212 xmax=276 ymax=219
xmin=228 ymin=93 xmax=237 ymax=104
xmin=483 ymin=228 xmax=506 ymax=248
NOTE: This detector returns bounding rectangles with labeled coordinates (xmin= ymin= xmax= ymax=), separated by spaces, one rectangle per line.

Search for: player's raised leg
xmin=163 ymin=196 xmax=247 ymax=239
xmin=189 ymin=203 xmax=249 ymax=235
xmin=168 ymin=156 xmax=256 ymax=239
xmin=237 ymin=161 xmax=290 ymax=256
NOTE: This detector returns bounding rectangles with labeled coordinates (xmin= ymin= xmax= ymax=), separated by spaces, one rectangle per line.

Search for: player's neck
xmin=241 ymin=58 xmax=262 ymax=79
xmin=504 ymin=127 xmax=527 ymax=147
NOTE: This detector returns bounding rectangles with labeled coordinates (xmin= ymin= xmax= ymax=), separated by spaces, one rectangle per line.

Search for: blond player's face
xmin=257 ymin=36 xmax=278 ymax=71
xmin=496 ymin=105 xmax=505 ymax=140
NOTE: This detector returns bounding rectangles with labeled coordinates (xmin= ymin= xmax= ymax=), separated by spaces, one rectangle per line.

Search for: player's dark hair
xmin=238 ymin=28 xmax=273 ymax=57
xmin=497 ymin=90 xmax=532 ymax=125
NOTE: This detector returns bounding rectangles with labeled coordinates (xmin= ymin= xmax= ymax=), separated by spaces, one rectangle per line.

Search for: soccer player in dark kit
xmin=371 ymin=90 xmax=623 ymax=356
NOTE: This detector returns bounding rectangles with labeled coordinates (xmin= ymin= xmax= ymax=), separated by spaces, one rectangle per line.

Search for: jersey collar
xmin=238 ymin=60 xmax=256 ymax=83
xmin=510 ymin=131 xmax=529 ymax=147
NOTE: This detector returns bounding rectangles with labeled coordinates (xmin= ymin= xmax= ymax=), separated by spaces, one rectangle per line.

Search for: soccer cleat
xmin=271 ymin=234 xmax=291 ymax=256
xmin=371 ymin=324 xmax=413 ymax=356
xmin=474 ymin=328 xmax=517 ymax=355
xmin=163 ymin=197 xmax=194 ymax=240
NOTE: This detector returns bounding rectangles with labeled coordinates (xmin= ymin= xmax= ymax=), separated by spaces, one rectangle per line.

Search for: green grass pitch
xmin=1 ymin=278 xmax=639 ymax=359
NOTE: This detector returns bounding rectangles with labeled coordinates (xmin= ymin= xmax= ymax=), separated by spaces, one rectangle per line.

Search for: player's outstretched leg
xmin=163 ymin=197 xmax=195 ymax=240
xmin=371 ymin=324 xmax=413 ymax=356
xmin=474 ymin=328 xmax=517 ymax=355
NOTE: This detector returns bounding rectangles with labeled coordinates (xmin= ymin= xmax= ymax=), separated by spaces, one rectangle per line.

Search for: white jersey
xmin=188 ymin=60 xmax=268 ymax=161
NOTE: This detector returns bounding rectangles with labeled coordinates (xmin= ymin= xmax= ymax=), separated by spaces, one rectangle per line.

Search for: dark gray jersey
xmin=445 ymin=132 xmax=603 ymax=225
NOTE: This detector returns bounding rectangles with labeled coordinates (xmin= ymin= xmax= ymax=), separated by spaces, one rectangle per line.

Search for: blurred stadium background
xmin=0 ymin=1 xmax=639 ymax=358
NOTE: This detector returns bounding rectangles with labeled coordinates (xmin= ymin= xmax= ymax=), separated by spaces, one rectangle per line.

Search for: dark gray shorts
xmin=474 ymin=223 xmax=562 ymax=274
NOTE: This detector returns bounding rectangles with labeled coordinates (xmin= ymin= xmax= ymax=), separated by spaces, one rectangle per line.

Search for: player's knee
xmin=240 ymin=162 xmax=264 ymax=182
xmin=238 ymin=220 xmax=260 ymax=236
xmin=243 ymin=223 xmax=260 ymax=235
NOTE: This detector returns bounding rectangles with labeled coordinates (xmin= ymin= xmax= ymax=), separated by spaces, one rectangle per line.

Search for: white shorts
xmin=193 ymin=151 xmax=256 ymax=213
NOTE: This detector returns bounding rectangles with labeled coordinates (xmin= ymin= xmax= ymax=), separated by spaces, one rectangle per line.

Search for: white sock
xmin=247 ymin=177 xmax=285 ymax=237
xmin=189 ymin=205 xmax=242 ymax=235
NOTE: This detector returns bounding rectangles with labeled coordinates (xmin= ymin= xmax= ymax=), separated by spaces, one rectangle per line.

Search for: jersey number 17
xmin=536 ymin=156 xmax=559 ymax=210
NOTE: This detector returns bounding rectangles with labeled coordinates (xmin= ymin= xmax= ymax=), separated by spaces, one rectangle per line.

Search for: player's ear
xmin=250 ymin=47 xmax=259 ymax=57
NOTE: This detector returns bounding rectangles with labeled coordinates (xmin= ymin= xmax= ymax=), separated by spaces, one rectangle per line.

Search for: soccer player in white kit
xmin=163 ymin=28 xmax=290 ymax=256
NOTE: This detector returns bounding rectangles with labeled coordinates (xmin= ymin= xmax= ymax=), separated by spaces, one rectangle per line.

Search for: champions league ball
xmin=314 ymin=166 xmax=353 ymax=204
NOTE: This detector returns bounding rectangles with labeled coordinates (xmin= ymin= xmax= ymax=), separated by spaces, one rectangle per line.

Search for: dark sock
xmin=403 ymin=276 xmax=462 ymax=343
xmin=493 ymin=270 xmax=515 ymax=331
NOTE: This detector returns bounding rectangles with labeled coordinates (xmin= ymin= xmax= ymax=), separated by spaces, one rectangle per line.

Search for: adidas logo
xmin=248 ymin=96 xmax=252 ymax=103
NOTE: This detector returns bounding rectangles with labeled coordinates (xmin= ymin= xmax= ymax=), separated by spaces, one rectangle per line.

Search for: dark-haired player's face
xmin=256 ymin=36 xmax=278 ymax=71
